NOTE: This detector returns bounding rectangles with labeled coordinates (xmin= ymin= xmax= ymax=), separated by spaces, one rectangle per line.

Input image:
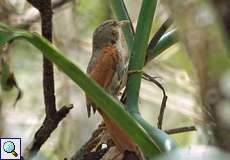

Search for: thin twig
xmin=121 ymin=0 xmax=135 ymax=34
xmin=142 ymin=72 xmax=168 ymax=129
xmin=126 ymin=70 xmax=168 ymax=129
xmin=164 ymin=126 xmax=197 ymax=134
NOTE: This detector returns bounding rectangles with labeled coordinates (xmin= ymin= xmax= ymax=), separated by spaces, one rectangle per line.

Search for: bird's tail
xmin=86 ymin=96 xmax=96 ymax=117
xmin=98 ymin=109 xmax=138 ymax=153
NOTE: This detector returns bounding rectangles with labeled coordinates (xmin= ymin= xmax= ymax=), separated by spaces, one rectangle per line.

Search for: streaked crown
xmin=93 ymin=20 xmax=129 ymax=49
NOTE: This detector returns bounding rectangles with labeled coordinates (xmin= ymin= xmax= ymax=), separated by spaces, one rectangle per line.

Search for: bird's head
xmin=93 ymin=20 xmax=129 ymax=49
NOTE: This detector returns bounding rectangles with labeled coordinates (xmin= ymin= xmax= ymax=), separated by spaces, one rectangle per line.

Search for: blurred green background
xmin=0 ymin=0 xmax=201 ymax=159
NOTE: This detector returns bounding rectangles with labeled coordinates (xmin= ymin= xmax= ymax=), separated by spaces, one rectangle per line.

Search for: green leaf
xmin=126 ymin=0 xmax=158 ymax=113
xmin=110 ymin=0 xmax=178 ymax=152
xmin=132 ymin=113 xmax=178 ymax=152
xmin=146 ymin=29 xmax=178 ymax=64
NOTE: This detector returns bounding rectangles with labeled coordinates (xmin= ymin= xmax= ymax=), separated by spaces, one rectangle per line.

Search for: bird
xmin=85 ymin=20 xmax=138 ymax=153
xmin=86 ymin=19 xmax=129 ymax=116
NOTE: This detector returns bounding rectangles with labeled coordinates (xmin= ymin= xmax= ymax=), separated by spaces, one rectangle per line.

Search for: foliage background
xmin=1 ymin=0 xmax=200 ymax=159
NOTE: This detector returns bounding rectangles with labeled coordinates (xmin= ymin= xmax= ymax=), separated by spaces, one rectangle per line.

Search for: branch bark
xmin=23 ymin=0 xmax=73 ymax=159
xmin=165 ymin=126 xmax=196 ymax=135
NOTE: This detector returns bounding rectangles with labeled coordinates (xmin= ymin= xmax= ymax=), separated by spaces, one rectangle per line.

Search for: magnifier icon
xmin=3 ymin=141 xmax=18 ymax=157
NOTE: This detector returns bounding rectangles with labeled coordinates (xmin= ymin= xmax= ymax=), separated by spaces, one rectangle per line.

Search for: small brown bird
xmin=86 ymin=20 xmax=138 ymax=153
xmin=86 ymin=20 xmax=129 ymax=116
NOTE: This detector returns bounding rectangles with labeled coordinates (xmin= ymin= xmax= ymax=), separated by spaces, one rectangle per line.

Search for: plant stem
xmin=126 ymin=0 xmax=158 ymax=113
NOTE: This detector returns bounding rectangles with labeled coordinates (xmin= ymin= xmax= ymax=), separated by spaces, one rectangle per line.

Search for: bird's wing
xmin=86 ymin=45 xmax=139 ymax=154
xmin=86 ymin=44 xmax=119 ymax=117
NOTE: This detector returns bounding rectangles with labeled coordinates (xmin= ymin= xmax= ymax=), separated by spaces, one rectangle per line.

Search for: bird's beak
xmin=116 ymin=20 xmax=130 ymax=27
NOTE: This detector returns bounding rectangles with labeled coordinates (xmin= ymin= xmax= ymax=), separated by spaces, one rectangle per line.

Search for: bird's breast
xmin=88 ymin=43 xmax=126 ymax=95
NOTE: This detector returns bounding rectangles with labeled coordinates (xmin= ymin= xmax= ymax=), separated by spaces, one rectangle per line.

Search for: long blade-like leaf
xmin=110 ymin=0 xmax=178 ymax=152
xmin=146 ymin=29 xmax=178 ymax=64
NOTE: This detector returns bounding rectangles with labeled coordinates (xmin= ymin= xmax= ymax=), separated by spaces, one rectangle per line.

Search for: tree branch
xmin=24 ymin=0 xmax=73 ymax=158
xmin=142 ymin=73 xmax=168 ymax=130
xmin=165 ymin=126 xmax=196 ymax=134
xmin=25 ymin=105 xmax=73 ymax=159
xmin=26 ymin=0 xmax=56 ymax=117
